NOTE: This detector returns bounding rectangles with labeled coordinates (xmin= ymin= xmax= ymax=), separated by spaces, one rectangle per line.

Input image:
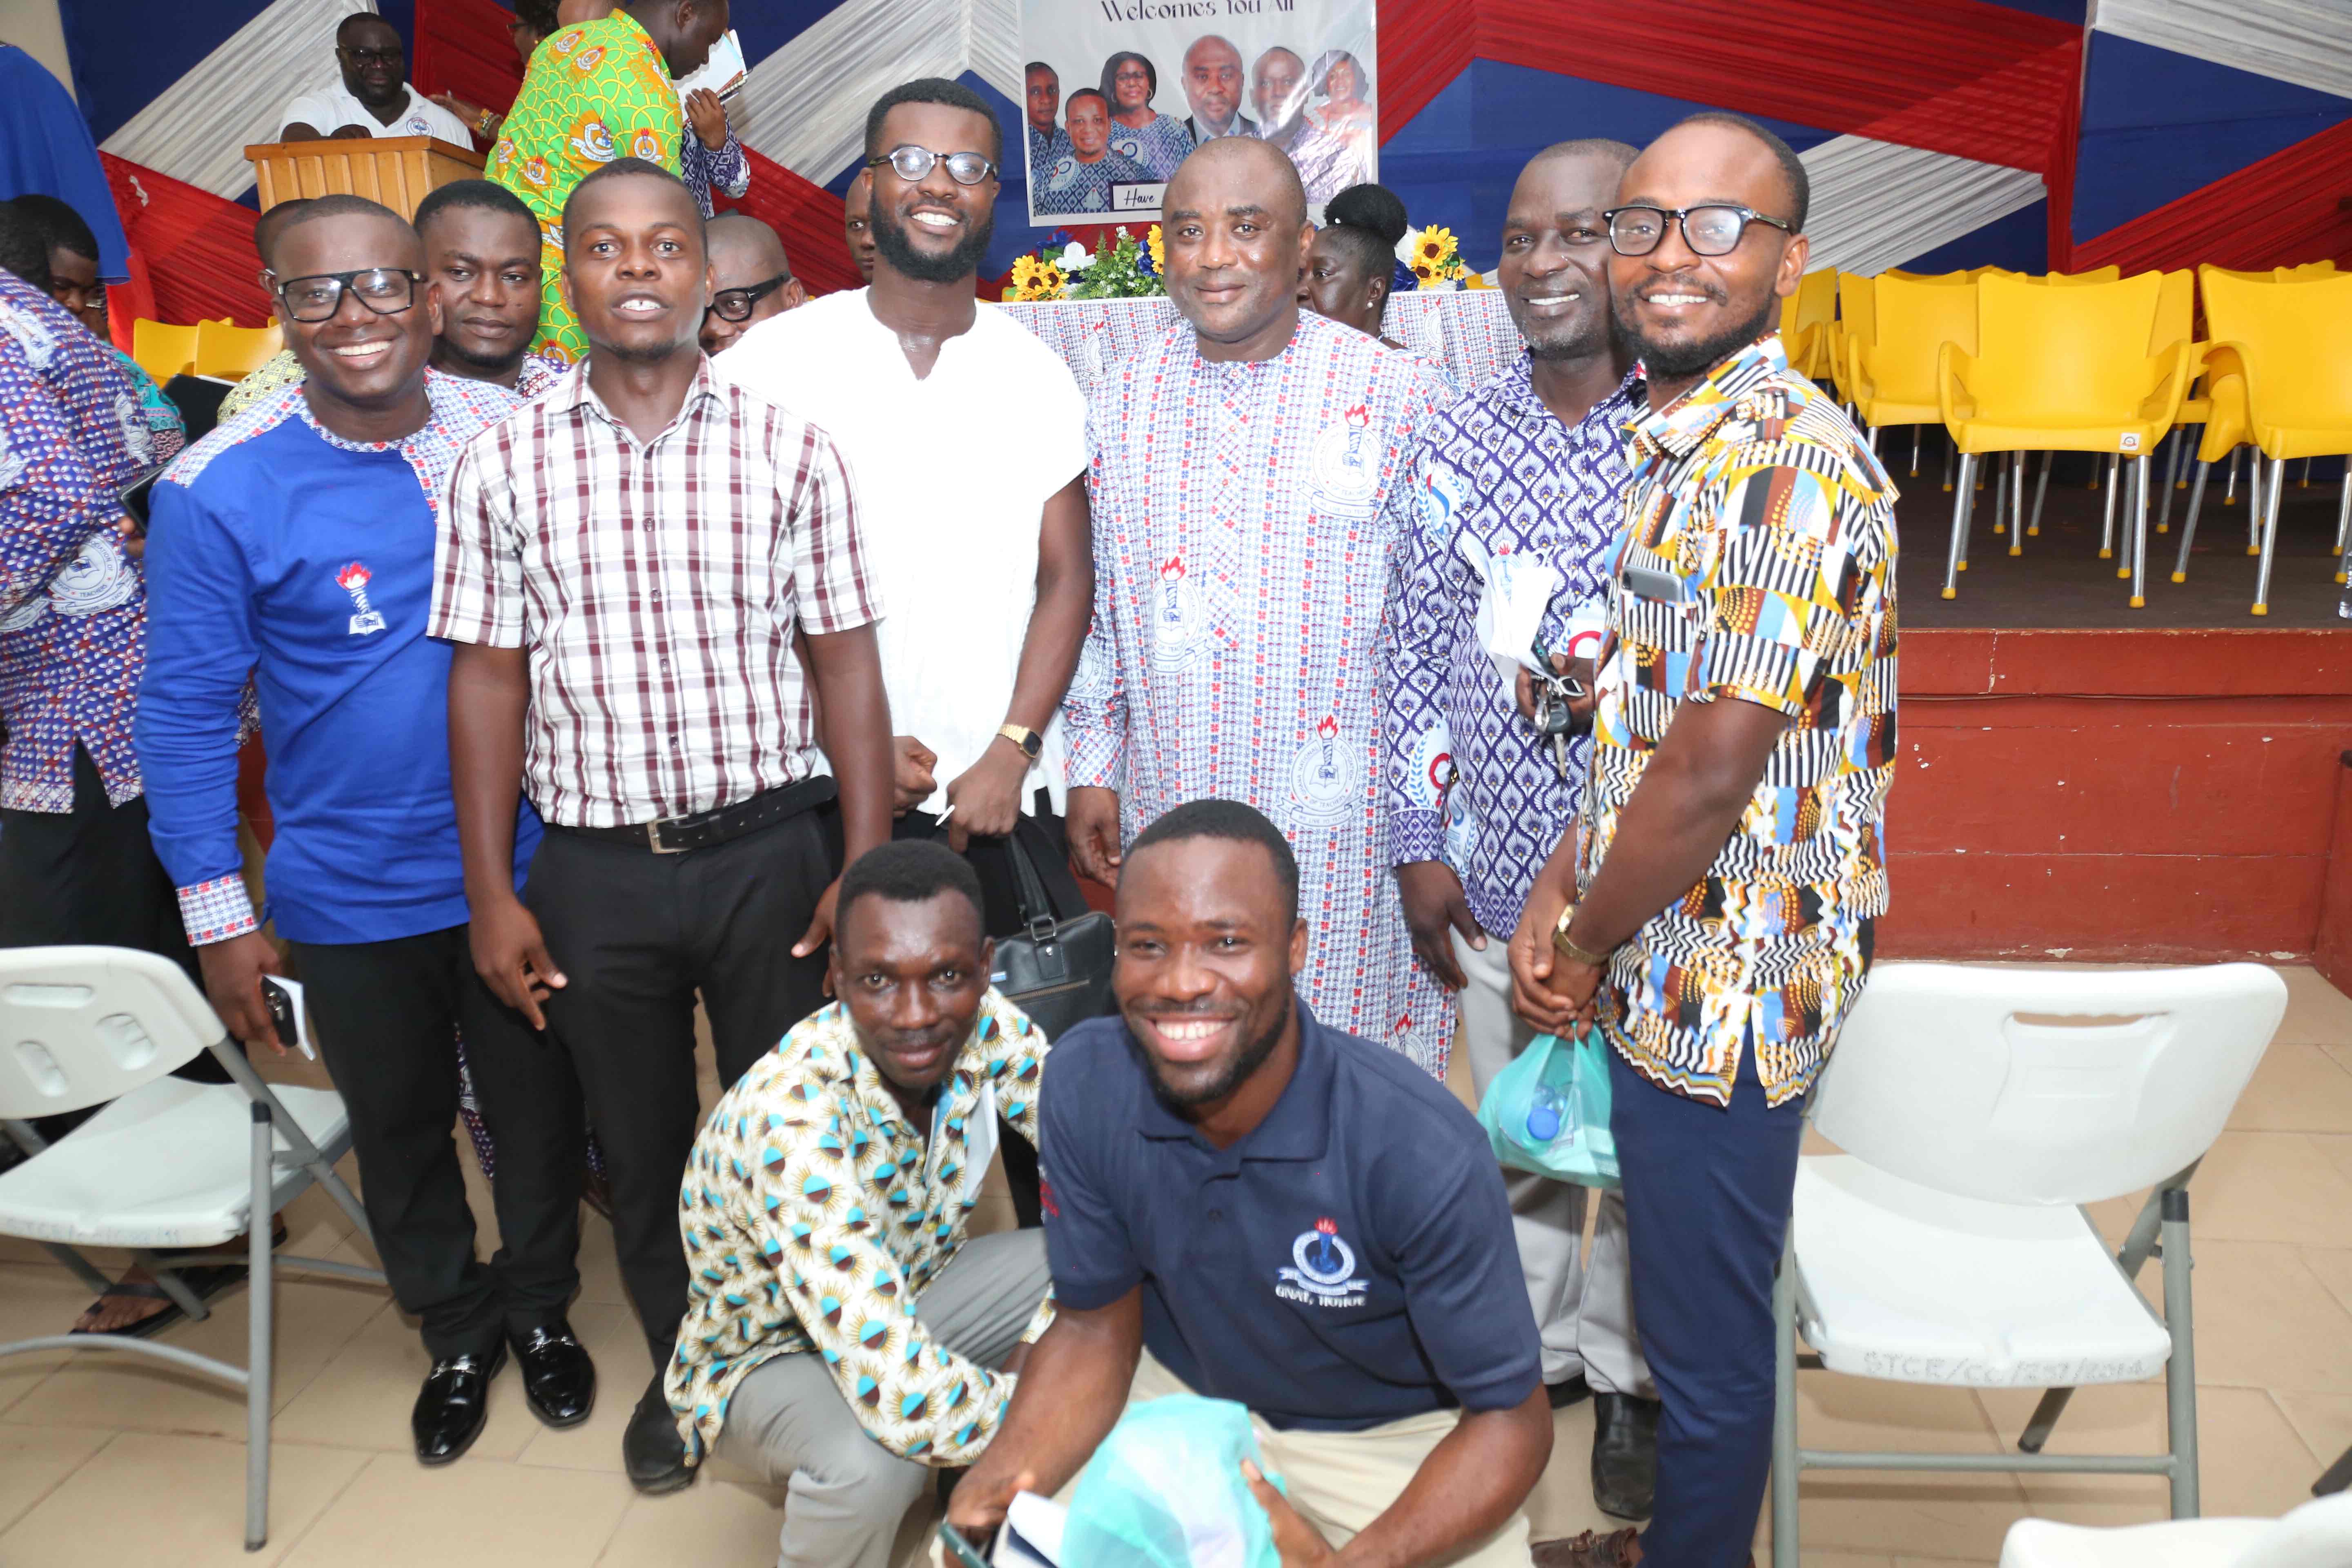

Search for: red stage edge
xmin=1886 ymin=627 xmax=2352 ymax=965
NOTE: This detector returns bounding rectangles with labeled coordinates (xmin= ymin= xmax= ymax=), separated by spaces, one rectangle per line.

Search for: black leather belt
xmin=553 ymin=776 xmax=836 ymax=855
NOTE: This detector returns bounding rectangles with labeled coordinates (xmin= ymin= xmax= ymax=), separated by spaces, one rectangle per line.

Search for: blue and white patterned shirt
xmin=1033 ymin=148 xmax=1151 ymax=216
xmin=680 ymin=125 xmax=749 ymax=219
xmin=1383 ymin=356 xmax=1642 ymax=938
xmin=0 ymin=273 xmax=152 ymax=813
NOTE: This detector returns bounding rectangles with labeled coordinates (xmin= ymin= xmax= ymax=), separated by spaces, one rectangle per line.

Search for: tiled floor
xmin=4 ymin=965 xmax=2350 ymax=1566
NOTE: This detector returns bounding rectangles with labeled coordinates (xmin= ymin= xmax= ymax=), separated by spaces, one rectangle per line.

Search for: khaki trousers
xmin=1121 ymin=1352 xmax=1535 ymax=1567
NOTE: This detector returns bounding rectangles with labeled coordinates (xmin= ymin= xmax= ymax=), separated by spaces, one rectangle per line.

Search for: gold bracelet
xmin=1551 ymin=905 xmax=1612 ymax=969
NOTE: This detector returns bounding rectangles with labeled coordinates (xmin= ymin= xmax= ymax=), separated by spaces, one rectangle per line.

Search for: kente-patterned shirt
xmin=1581 ymin=334 xmax=1897 ymax=1108
xmin=666 ymin=991 xmax=1053 ymax=1466
xmin=0 ymin=274 xmax=153 ymax=813
xmin=1063 ymin=311 xmax=1457 ymax=1074
xmin=1384 ymin=357 xmax=1642 ymax=937
xmin=490 ymin=10 xmax=682 ymax=365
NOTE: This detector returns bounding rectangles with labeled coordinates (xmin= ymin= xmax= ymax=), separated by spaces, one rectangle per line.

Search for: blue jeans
xmin=1611 ymin=1037 xmax=1810 ymax=1568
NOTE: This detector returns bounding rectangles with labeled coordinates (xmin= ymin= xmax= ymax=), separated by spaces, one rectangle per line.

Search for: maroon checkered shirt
xmin=428 ymin=358 xmax=881 ymax=828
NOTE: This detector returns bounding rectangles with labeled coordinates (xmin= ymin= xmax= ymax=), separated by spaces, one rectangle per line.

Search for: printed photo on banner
xmin=1018 ymin=0 xmax=1376 ymax=227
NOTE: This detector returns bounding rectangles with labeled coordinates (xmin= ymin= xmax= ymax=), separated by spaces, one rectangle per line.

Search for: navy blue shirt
xmin=1039 ymin=1000 xmax=1541 ymax=1432
xmin=138 ymin=374 xmax=538 ymax=945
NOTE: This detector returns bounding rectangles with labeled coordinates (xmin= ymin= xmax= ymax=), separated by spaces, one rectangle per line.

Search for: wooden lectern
xmin=243 ymin=136 xmax=486 ymax=222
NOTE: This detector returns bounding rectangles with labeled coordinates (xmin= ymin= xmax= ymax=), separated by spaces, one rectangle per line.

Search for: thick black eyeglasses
xmin=1603 ymin=204 xmax=1793 ymax=258
xmin=866 ymin=145 xmax=998 ymax=186
xmin=706 ymin=273 xmax=793 ymax=322
xmin=274 ymin=268 xmax=422 ymax=322
xmin=336 ymin=45 xmax=403 ymax=65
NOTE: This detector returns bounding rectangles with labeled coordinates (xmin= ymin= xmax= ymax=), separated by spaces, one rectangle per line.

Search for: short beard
xmin=1519 ymin=310 xmax=1612 ymax=365
xmin=595 ymin=336 xmax=692 ymax=365
xmin=1138 ymin=992 xmax=1291 ymax=1113
xmin=1615 ymin=287 xmax=1779 ymax=380
xmin=433 ymin=336 xmax=527 ymax=381
xmin=872 ymin=200 xmax=993 ymax=284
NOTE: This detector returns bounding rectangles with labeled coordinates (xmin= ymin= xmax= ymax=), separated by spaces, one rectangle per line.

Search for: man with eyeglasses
xmin=717 ymin=79 xmax=1095 ymax=964
xmin=279 ymin=12 xmax=473 ymax=146
xmin=1383 ymin=138 xmax=1664 ymax=1529
xmin=697 ymin=212 xmax=802 ymax=355
xmin=137 ymin=194 xmax=595 ymax=1469
xmin=434 ymin=158 xmax=894 ymax=1496
xmin=1511 ymin=114 xmax=1898 ymax=1568
xmin=1034 ymin=88 xmax=1149 ymax=217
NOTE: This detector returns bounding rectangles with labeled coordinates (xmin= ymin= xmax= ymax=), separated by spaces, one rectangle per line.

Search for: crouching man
xmin=949 ymin=800 xmax=1553 ymax=1566
xmin=666 ymin=840 xmax=1055 ymax=1568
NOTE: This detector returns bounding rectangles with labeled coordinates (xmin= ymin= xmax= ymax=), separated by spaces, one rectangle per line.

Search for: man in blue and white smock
xmin=1033 ymin=89 xmax=1149 ymax=218
xmin=1383 ymin=139 xmax=1664 ymax=1521
xmin=1061 ymin=137 xmax=1457 ymax=1075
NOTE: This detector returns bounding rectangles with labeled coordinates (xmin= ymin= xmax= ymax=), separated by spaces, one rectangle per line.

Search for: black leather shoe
xmin=1546 ymin=1371 xmax=1592 ymax=1409
xmin=412 ymin=1341 xmax=506 ymax=1466
xmin=623 ymin=1372 xmax=695 ymax=1495
xmin=1590 ymin=1392 xmax=1662 ymax=1520
xmin=510 ymin=1320 xmax=595 ymax=1428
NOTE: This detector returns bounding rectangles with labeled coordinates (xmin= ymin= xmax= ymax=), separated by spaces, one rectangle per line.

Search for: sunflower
xmin=1147 ymin=224 xmax=1165 ymax=275
xmin=1008 ymin=256 xmax=1067 ymax=301
xmin=1411 ymin=259 xmax=1438 ymax=285
xmin=1413 ymin=226 xmax=1457 ymax=268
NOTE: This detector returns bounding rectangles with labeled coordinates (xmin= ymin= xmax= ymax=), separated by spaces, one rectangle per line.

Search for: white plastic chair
xmin=0 ymin=946 xmax=385 ymax=1550
xmin=2001 ymin=1492 xmax=2352 ymax=1568
xmin=1769 ymin=962 xmax=2288 ymax=1567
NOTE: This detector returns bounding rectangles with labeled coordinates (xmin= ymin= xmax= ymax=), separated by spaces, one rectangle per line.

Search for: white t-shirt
xmin=715 ymin=290 xmax=1090 ymax=817
xmin=278 ymin=82 xmax=472 ymax=145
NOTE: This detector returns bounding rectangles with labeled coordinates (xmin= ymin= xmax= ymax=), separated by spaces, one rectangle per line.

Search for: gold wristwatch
xmin=1551 ymin=905 xmax=1612 ymax=969
xmin=996 ymin=723 xmax=1043 ymax=761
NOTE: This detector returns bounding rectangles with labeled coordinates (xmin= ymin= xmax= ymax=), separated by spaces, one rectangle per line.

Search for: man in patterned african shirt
xmin=1514 ymin=115 xmax=1896 ymax=1568
xmin=487 ymin=0 xmax=729 ymax=363
xmin=1383 ymin=139 xmax=1662 ymax=1524
xmin=1061 ymin=138 xmax=1457 ymax=1075
xmin=1032 ymin=89 xmax=1149 ymax=218
xmin=667 ymin=842 xmax=1052 ymax=1568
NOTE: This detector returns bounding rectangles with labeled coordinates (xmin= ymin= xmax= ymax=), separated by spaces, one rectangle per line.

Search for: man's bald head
xmin=1167 ymin=136 xmax=1307 ymax=230
xmin=708 ymin=213 xmax=787 ymax=278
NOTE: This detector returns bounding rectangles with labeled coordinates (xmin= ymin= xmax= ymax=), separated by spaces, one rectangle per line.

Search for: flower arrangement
xmin=1001 ymin=227 xmax=1167 ymax=302
xmin=1398 ymin=223 xmax=1471 ymax=290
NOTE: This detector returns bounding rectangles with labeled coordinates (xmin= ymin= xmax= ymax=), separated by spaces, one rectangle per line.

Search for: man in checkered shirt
xmin=431 ymin=158 xmax=895 ymax=1495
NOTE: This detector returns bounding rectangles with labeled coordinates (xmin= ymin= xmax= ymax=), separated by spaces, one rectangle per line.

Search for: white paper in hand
xmin=674 ymin=29 xmax=747 ymax=101
xmin=998 ymin=1493 xmax=1067 ymax=1567
xmin=1459 ymin=533 xmax=1561 ymax=701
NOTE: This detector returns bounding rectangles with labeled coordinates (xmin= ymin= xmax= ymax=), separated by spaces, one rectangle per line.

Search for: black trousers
xmin=526 ymin=810 xmax=837 ymax=1366
xmin=0 ymin=748 xmax=229 ymax=1132
xmin=290 ymin=925 xmax=584 ymax=1359
xmin=886 ymin=797 xmax=1082 ymax=1230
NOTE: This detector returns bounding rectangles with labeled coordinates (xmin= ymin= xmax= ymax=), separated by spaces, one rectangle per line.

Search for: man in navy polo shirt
xmin=137 ymin=195 xmax=592 ymax=1468
xmin=950 ymin=799 xmax=1552 ymax=1566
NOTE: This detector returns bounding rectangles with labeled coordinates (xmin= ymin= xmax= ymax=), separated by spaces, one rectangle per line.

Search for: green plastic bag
xmin=1476 ymin=1027 xmax=1619 ymax=1188
xmin=1062 ymin=1394 xmax=1288 ymax=1568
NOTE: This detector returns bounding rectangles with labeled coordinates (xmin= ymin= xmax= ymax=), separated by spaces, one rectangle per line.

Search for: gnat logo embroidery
xmin=1277 ymin=1217 xmax=1368 ymax=1307
xmin=1307 ymin=403 xmax=1380 ymax=517
xmin=1149 ymin=553 xmax=1204 ymax=671
xmin=1288 ymin=714 xmax=1359 ymax=825
xmin=336 ymin=563 xmax=386 ymax=636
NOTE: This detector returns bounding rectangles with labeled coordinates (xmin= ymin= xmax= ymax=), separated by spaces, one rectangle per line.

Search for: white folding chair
xmin=2001 ymin=1492 xmax=2352 ymax=1568
xmin=0 ymin=945 xmax=386 ymax=1550
xmin=1769 ymin=962 xmax=2289 ymax=1566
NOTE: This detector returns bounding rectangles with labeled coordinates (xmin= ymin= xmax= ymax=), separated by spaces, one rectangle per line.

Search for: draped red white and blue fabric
xmin=24 ymin=0 xmax=2351 ymax=327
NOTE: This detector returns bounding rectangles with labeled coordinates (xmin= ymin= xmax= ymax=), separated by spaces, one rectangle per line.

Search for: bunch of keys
xmin=1529 ymin=639 xmax=1590 ymax=779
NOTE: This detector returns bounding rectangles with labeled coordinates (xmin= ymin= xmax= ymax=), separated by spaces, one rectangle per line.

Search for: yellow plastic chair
xmin=1777 ymin=269 xmax=1838 ymax=385
xmin=131 ymin=318 xmax=214 ymax=384
xmin=1832 ymin=272 xmax=1875 ymax=415
xmin=193 ymin=320 xmax=283 ymax=379
xmin=1853 ymin=276 xmax=1981 ymax=527
xmin=2145 ymin=271 xmax=2207 ymax=536
xmin=2174 ymin=268 xmax=2352 ymax=612
xmin=2018 ymin=266 xmax=2123 ymax=285
xmin=2278 ymin=261 xmax=2337 ymax=279
xmin=1936 ymin=270 xmax=2187 ymax=606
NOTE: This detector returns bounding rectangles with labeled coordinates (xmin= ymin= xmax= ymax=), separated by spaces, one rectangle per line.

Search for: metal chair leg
xmin=1942 ymin=439 xmax=1954 ymax=492
xmin=2301 ymin=456 xmax=2312 ymax=488
xmin=2173 ymin=461 xmax=2212 ymax=582
xmin=2161 ymin=1187 xmax=2200 ymax=1519
xmin=2100 ymin=454 xmax=2120 ymax=560
xmin=2248 ymin=452 xmax=2264 ymax=554
xmin=2335 ymin=469 xmax=2350 ymax=587
xmin=1773 ymin=1229 xmax=1801 ymax=1568
xmin=2254 ymin=451 xmax=2286 ymax=615
xmin=1944 ymin=453 xmax=1976 ymax=598
xmin=1867 ymin=424 xmax=1880 ymax=453
xmin=2225 ymin=446 xmax=2242 ymax=507
xmin=1910 ymin=425 xmax=1921 ymax=478
xmin=2130 ymin=454 xmax=2151 ymax=608
xmin=2158 ymin=432 xmax=2184 ymax=531
xmin=247 ymin=1103 xmax=273 ymax=1551
xmin=1992 ymin=451 xmax=2008 ymax=534
xmin=2029 ymin=451 xmax=2049 ymax=536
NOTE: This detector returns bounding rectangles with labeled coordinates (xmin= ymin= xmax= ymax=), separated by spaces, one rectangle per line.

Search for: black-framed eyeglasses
xmin=336 ymin=45 xmax=403 ymax=65
xmin=1603 ymin=204 xmax=1793 ymax=258
xmin=274 ymin=268 xmax=422 ymax=322
xmin=866 ymin=145 xmax=997 ymax=186
xmin=705 ymin=273 xmax=793 ymax=322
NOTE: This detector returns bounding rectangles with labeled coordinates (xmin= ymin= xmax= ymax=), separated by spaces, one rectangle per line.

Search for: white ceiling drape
xmin=2091 ymin=0 xmax=2352 ymax=102
xmin=99 ymin=0 xmax=370 ymax=198
xmin=1800 ymin=135 xmax=2048 ymax=278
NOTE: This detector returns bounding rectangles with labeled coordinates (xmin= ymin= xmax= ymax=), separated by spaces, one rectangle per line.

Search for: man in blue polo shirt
xmin=137 ymin=195 xmax=592 ymax=1468
xmin=949 ymin=799 xmax=1552 ymax=1566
